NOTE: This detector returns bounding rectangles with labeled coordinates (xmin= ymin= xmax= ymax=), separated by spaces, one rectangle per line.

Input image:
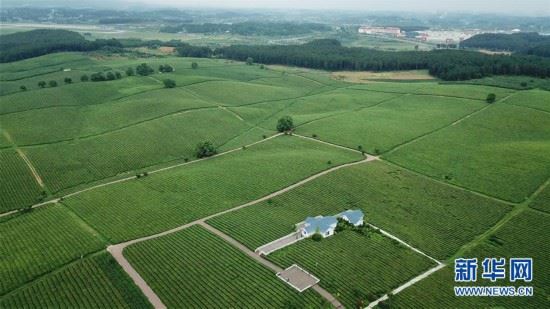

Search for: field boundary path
xmin=107 ymin=153 xmax=376 ymax=308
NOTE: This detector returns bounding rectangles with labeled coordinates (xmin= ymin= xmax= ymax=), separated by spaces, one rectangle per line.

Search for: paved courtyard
xmin=276 ymin=264 xmax=320 ymax=292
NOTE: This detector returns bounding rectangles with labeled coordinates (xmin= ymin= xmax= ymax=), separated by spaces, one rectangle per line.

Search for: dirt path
xmin=108 ymin=156 xmax=376 ymax=308
xmin=199 ymin=222 xmax=344 ymax=308
xmin=2 ymin=130 xmax=45 ymax=188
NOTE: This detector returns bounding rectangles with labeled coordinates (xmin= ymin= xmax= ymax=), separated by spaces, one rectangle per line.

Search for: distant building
xmin=358 ymin=26 xmax=402 ymax=36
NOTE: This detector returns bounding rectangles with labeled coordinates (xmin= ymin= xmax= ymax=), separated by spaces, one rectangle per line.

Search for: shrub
xmin=163 ymin=79 xmax=176 ymax=88
xmin=80 ymin=74 xmax=89 ymax=82
xmin=126 ymin=67 xmax=135 ymax=76
xmin=195 ymin=141 xmax=217 ymax=158
xmin=19 ymin=85 xmax=27 ymax=91
xmin=276 ymin=116 xmax=294 ymax=132
xmin=327 ymin=160 xmax=332 ymax=165
xmin=246 ymin=57 xmax=254 ymax=65
xmin=64 ymin=77 xmax=72 ymax=84
xmin=159 ymin=64 xmax=174 ymax=73
xmin=136 ymin=63 xmax=154 ymax=76
xmin=38 ymin=81 xmax=46 ymax=88
xmin=90 ymin=72 xmax=106 ymax=82
xmin=191 ymin=62 xmax=199 ymax=69
xmin=520 ymin=82 xmax=528 ymax=87
xmin=486 ymin=93 xmax=496 ymax=103
xmin=311 ymin=233 xmax=323 ymax=241
xmin=48 ymin=80 xmax=58 ymax=87
xmin=115 ymin=71 xmax=122 ymax=79
xmin=312 ymin=134 xmax=318 ymax=138
xmin=106 ymin=71 xmax=116 ymax=81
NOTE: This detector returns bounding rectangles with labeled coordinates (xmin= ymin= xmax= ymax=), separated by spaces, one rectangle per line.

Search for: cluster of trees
xmin=88 ymin=71 xmax=123 ymax=82
xmin=176 ymin=43 xmax=213 ymax=58
xmin=159 ymin=64 xmax=174 ymax=73
xmin=461 ymin=33 xmax=550 ymax=57
xmin=208 ymin=39 xmax=550 ymax=81
xmin=160 ymin=22 xmax=331 ymax=36
xmin=0 ymin=29 xmax=122 ymax=62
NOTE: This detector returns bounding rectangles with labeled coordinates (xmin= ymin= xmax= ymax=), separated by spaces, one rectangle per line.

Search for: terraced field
xmin=268 ymin=230 xmax=436 ymax=308
xmin=64 ymin=136 xmax=362 ymax=242
xmin=386 ymin=103 xmax=550 ymax=202
xmin=391 ymin=210 xmax=550 ymax=308
xmin=0 ymin=149 xmax=43 ymax=212
xmin=0 ymin=252 xmax=152 ymax=308
xmin=124 ymin=225 xmax=327 ymax=308
xmin=0 ymin=206 xmax=105 ymax=295
xmin=208 ymin=161 xmax=511 ymax=259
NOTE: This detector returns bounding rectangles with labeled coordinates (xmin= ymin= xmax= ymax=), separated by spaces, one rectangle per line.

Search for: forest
xmin=160 ymin=22 xmax=331 ymax=36
xmin=0 ymin=29 xmax=121 ymax=62
xmin=461 ymin=33 xmax=550 ymax=57
xmin=212 ymin=39 xmax=550 ymax=80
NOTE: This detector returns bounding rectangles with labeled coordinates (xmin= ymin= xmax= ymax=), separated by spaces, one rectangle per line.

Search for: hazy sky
xmin=122 ymin=0 xmax=550 ymax=16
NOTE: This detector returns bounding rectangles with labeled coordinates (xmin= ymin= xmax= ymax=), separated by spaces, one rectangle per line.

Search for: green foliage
xmin=191 ymin=62 xmax=198 ymax=69
xmin=159 ymin=64 xmax=174 ymax=73
xmin=80 ymin=74 xmax=89 ymax=82
xmin=195 ymin=140 xmax=217 ymax=158
xmin=19 ymin=85 xmax=26 ymax=91
xmin=163 ymin=78 xmax=176 ymax=88
xmin=0 ymin=150 xmax=43 ymax=212
xmin=486 ymin=93 xmax=496 ymax=103
xmin=0 ymin=252 xmax=152 ymax=308
xmin=268 ymin=230 xmax=434 ymax=308
xmin=37 ymin=81 xmax=46 ymax=88
xmin=125 ymin=226 xmax=325 ymax=308
xmin=48 ymin=80 xmax=57 ymax=87
xmin=125 ymin=67 xmax=135 ymax=76
xmin=276 ymin=115 xmax=294 ymax=132
xmin=64 ymin=77 xmax=72 ymax=84
xmin=461 ymin=32 xmax=550 ymax=57
xmin=136 ymin=63 xmax=154 ymax=76
xmin=246 ymin=57 xmax=254 ymax=65
xmin=311 ymin=233 xmax=323 ymax=241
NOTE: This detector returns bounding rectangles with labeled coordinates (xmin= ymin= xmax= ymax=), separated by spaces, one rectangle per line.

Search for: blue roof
xmin=303 ymin=216 xmax=337 ymax=234
xmin=339 ymin=210 xmax=364 ymax=225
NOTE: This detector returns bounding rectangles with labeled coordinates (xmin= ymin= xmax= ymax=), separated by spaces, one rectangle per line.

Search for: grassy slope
xmin=208 ymin=161 xmax=510 ymax=260
xmin=391 ymin=210 xmax=549 ymax=308
xmin=386 ymin=103 xmax=550 ymax=202
xmin=64 ymin=136 xmax=362 ymax=243
xmin=530 ymin=183 xmax=550 ymax=213
xmin=505 ymin=89 xmax=550 ymax=113
xmin=0 ymin=206 xmax=105 ymax=295
xmin=124 ymin=225 xmax=326 ymax=308
xmin=0 ymin=252 xmax=152 ymax=308
xmin=296 ymin=95 xmax=486 ymax=153
xmin=0 ymin=149 xmax=43 ymax=212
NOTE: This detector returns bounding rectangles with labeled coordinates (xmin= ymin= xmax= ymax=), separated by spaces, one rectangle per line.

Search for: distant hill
xmin=0 ymin=29 xmax=121 ymax=62
xmin=461 ymin=33 xmax=550 ymax=57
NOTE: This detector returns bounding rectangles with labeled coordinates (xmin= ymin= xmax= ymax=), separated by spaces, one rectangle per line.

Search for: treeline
xmin=0 ymin=29 xmax=121 ymax=62
xmin=160 ymin=22 xmax=331 ymax=36
xmin=461 ymin=33 xmax=550 ymax=57
xmin=211 ymin=39 xmax=550 ymax=80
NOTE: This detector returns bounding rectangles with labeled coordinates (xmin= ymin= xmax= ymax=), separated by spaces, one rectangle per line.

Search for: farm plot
xmin=530 ymin=183 xmax=550 ymax=213
xmin=208 ymin=161 xmax=510 ymax=259
xmin=0 ymin=149 xmax=43 ymax=212
xmin=0 ymin=76 xmax=161 ymax=115
xmin=296 ymin=94 xmax=486 ymax=154
xmin=64 ymin=136 xmax=362 ymax=243
xmin=391 ymin=210 xmax=550 ymax=308
xmin=185 ymin=80 xmax=309 ymax=106
xmin=0 ymin=206 xmax=105 ymax=295
xmin=505 ymin=89 xmax=550 ymax=113
xmin=24 ymin=108 xmax=249 ymax=193
xmin=0 ymin=252 xmax=151 ymax=308
xmin=385 ymin=103 xmax=550 ymax=202
xmin=0 ymin=53 xmax=95 ymax=82
xmin=268 ymin=230 xmax=435 ymax=308
xmin=124 ymin=225 xmax=326 ymax=308
xmin=0 ymin=87 xmax=219 ymax=145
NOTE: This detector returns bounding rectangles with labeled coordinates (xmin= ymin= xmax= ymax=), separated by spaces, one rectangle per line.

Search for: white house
xmin=339 ymin=210 xmax=364 ymax=227
xmin=300 ymin=216 xmax=338 ymax=238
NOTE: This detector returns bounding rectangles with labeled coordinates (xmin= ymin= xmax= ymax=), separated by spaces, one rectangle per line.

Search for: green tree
xmin=106 ymin=71 xmax=116 ymax=80
xmin=163 ymin=79 xmax=176 ymax=88
xmin=311 ymin=233 xmax=323 ymax=241
xmin=20 ymin=85 xmax=27 ymax=91
xmin=38 ymin=81 xmax=46 ymax=88
xmin=115 ymin=71 xmax=122 ymax=79
xmin=195 ymin=141 xmax=217 ymax=158
xmin=64 ymin=77 xmax=72 ymax=84
xmin=126 ymin=67 xmax=135 ymax=76
xmin=246 ymin=57 xmax=254 ymax=65
xmin=80 ymin=74 xmax=89 ymax=82
xmin=159 ymin=64 xmax=174 ymax=73
xmin=48 ymin=80 xmax=58 ymax=87
xmin=136 ymin=63 xmax=154 ymax=76
xmin=486 ymin=93 xmax=496 ymax=103
xmin=276 ymin=116 xmax=294 ymax=132
xmin=191 ymin=62 xmax=199 ymax=69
